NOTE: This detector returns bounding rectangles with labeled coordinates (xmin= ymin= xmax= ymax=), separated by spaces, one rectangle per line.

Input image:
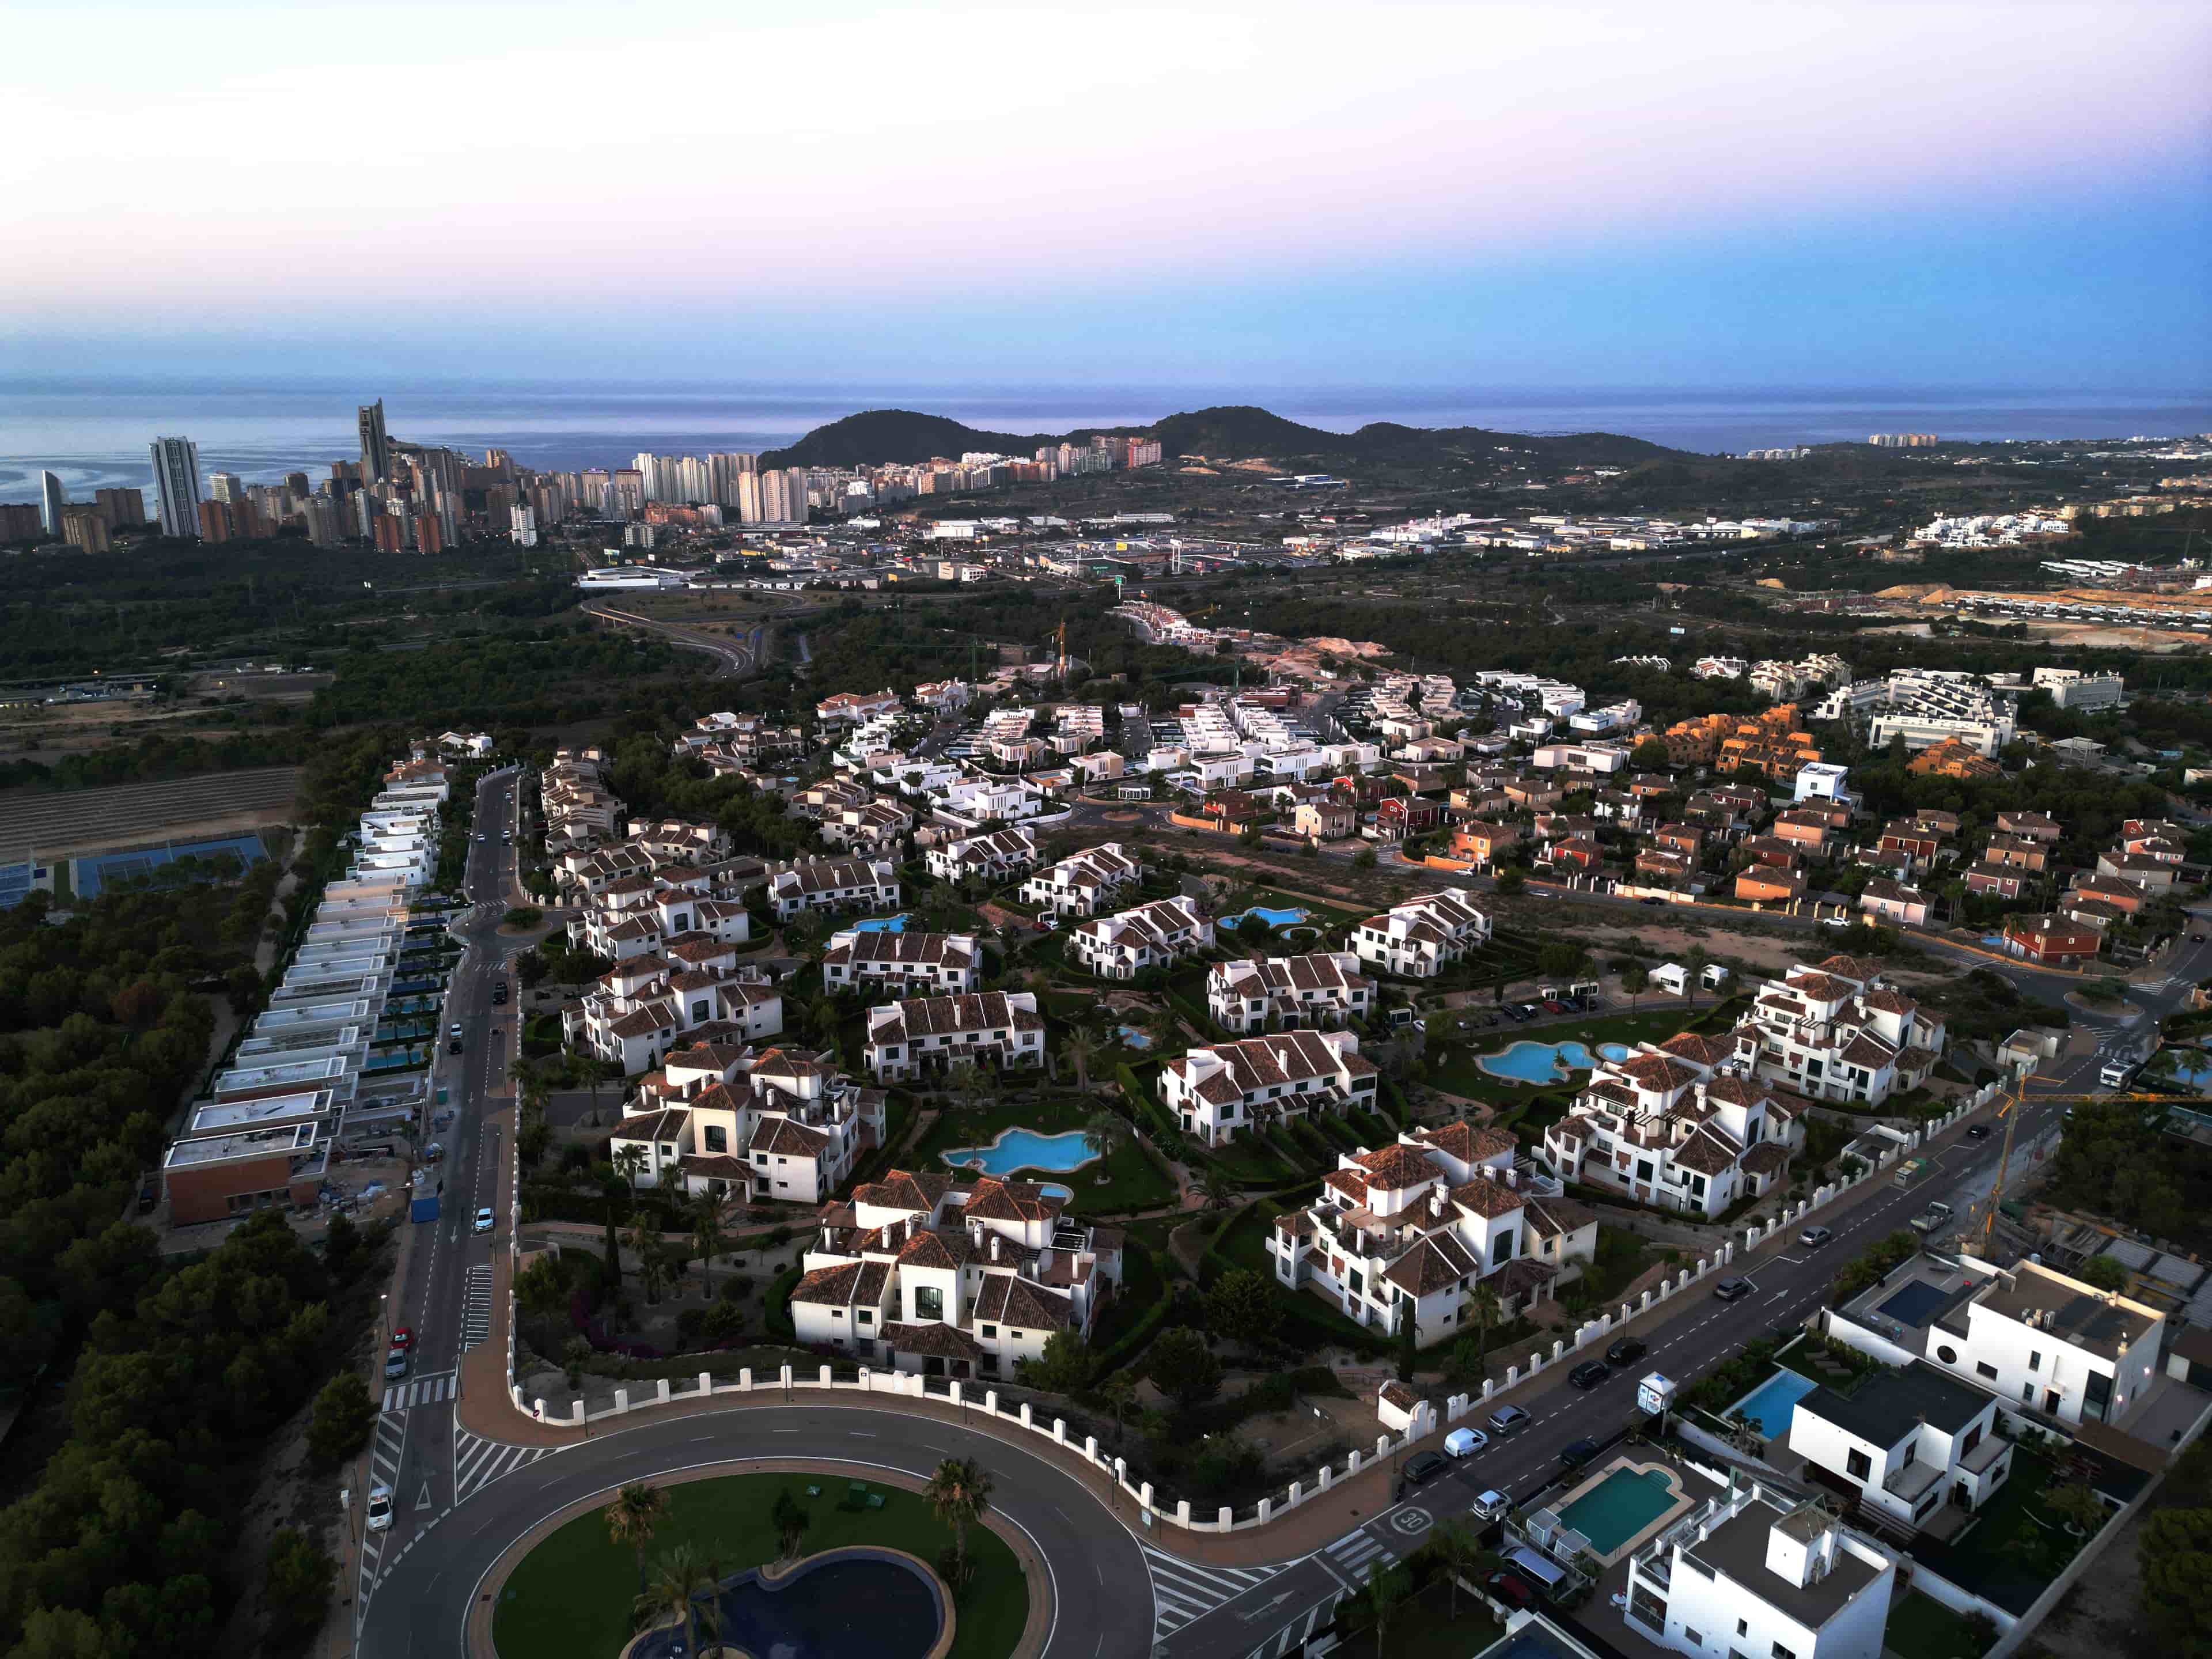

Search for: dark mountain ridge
xmin=760 ymin=403 xmax=1701 ymax=469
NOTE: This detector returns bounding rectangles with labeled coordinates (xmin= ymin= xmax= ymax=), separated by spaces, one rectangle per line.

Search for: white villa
xmin=1069 ymin=895 xmax=1214 ymax=980
xmin=767 ymin=856 xmax=900 ymax=921
xmin=821 ymin=930 xmax=983 ymax=998
xmin=1021 ymin=842 xmax=1143 ymax=918
xmin=1540 ymin=1031 xmax=1806 ymax=1219
xmin=1207 ymin=951 xmax=1376 ymax=1033
xmin=1730 ymin=956 xmax=1946 ymax=1108
xmin=1351 ymin=891 xmax=1491 ymax=978
xmin=863 ymin=991 xmax=1047 ymax=1083
xmin=565 ymin=946 xmax=785 ymax=1074
xmin=1160 ymin=1028 xmax=1379 ymax=1146
xmin=1267 ymin=1122 xmax=1599 ymax=1345
xmin=791 ymin=1168 xmax=1123 ymax=1379
xmin=923 ymin=826 xmax=1039 ymax=885
xmin=607 ymin=1043 xmax=886 ymax=1206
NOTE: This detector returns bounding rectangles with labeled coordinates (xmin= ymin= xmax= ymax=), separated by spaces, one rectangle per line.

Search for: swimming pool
xmin=1219 ymin=906 xmax=1311 ymax=930
xmin=849 ymin=915 xmax=908 ymax=933
xmin=1117 ymin=1025 xmax=1153 ymax=1050
xmin=631 ymin=1548 xmax=945 ymax=1659
xmin=1724 ymin=1369 xmax=1819 ymax=1439
xmin=1477 ymin=1040 xmax=1633 ymax=1083
xmin=1555 ymin=1464 xmax=1687 ymax=1560
xmin=941 ymin=1127 xmax=1099 ymax=1176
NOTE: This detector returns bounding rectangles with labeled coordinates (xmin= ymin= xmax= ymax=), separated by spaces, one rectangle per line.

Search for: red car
xmin=390 ymin=1326 xmax=415 ymax=1350
xmin=1487 ymin=1572 xmax=1537 ymax=1608
xmin=1541 ymin=999 xmax=1565 ymax=1015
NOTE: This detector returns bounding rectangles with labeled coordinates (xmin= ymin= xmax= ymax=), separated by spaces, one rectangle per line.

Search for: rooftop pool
xmin=1477 ymin=1039 xmax=1633 ymax=1084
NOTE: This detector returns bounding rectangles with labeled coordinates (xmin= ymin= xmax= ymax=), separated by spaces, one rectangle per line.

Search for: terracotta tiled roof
xmin=879 ymin=1320 xmax=987 ymax=1360
xmin=1449 ymin=1175 xmax=1524 ymax=1218
xmin=1354 ymin=1143 xmax=1441 ymax=1191
xmin=971 ymin=1275 xmax=1073 ymax=1330
xmin=1414 ymin=1120 xmax=1519 ymax=1164
xmin=791 ymin=1261 xmax=865 ymax=1306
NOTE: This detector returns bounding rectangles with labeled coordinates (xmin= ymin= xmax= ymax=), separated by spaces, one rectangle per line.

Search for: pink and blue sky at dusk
xmin=5 ymin=0 xmax=2208 ymax=387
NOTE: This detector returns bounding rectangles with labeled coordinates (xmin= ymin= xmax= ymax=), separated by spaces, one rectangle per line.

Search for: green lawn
xmin=1907 ymin=1446 xmax=2088 ymax=1613
xmin=491 ymin=1474 xmax=1028 ymax=1659
xmin=910 ymin=1094 xmax=1176 ymax=1215
xmin=1330 ymin=1577 xmax=1502 ymax=1659
xmin=1883 ymin=1589 xmax=1987 ymax=1659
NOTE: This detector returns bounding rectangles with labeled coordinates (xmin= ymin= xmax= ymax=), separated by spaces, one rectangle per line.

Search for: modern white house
xmin=1351 ymin=890 xmax=1491 ymax=978
xmin=1207 ymin=951 xmax=1375 ymax=1033
xmin=790 ymin=1168 xmax=1123 ymax=1378
xmin=1822 ymin=1256 xmax=2165 ymax=1429
xmin=862 ymin=991 xmax=1047 ymax=1082
xmin=564 ymin=948 xmax=785 ymax=1074
xmin=1623 ymin=1480 xmax=1897 ymax=1659
xmin=1727 ymin=956 xmax=1946 ymax=1109
xmin=1786 ymin=1361 xmax=2012 ymax=1535
xmin=923 ymin=825 xmax=1039 ymax=885
xmin=821 ymin=930 xmax=982 ymax=998
xmin=1068 ymin=895 xmax=1214 ymax=979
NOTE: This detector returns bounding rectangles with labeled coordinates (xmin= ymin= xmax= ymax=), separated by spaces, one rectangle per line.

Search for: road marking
xmin=1138 ymin=1544 xmax=1289 ymax=1641
xmin=381 ymin=1371 xmax=458 ymax=1413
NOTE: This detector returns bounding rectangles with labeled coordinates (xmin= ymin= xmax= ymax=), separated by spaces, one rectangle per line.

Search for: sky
xmin=4 ymin=0 xmax=2209 ymax=389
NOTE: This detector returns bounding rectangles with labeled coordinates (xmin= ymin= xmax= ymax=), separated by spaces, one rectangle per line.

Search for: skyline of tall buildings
xmin=148 ymin=437 xmax=203 ymax=537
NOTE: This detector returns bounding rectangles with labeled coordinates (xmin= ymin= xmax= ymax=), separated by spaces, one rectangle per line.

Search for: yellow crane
xmin=1965 ymin=1087 xmax=2178 ymax=1253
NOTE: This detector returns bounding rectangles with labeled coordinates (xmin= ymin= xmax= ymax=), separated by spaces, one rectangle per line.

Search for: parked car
xmin=1542 ymin=999 xmax=1565 ymax=1015
xmin=1404 ymin=1451 xmax=1450 ymax=1487
xmin=1469 ymin=1489 xmax=1513 ymax=1522
xmin=1560 ymin=1438 xmax=1604 ymax=1468
xmin=1799 ymin=1225 xmax=1834 ymax=1248
xmin=1639 ymin=896 xmax=1665 ymax=907
xmin=474 ymin=1206 xmax=495 ymax=1234
xmin=450 ymin=1023 xmax=463 ymax=1038
xmin=1444 ymin=1427 xmax=1489 ymax=1457
xmin=366 ymin=1484 xmax=394 ymax=1532
xmin=1569 ymin=1361 xmax=1610 ymax=1390
xmin=383 ymin=1347 xmax=408 ymax=1380
xmin=1486 ymin=1572 xmax=1536 ymax=1609
xmin=1487 ymin=1404 xmax=1532 ymax=1434
xmin=448 ymin=1038 xmax=463 ymax=1055
xmin=390 ymin=1326 xmax=414 ymax=1350
xmin=2194 ymin=932 xmax=2206 ymax=943
xmin=1713 ymin=1277 xmax=1753 ymax=1302
xmin=1605 ymin=1336 xmax=1646 ymax=1366
xmin=1964 ymin=1124 xmax=1990 ymax=1141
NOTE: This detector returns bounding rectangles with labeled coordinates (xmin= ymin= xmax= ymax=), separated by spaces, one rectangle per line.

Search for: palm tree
xmin=604 ymin=1481 xmax=669 ymax=1593
xmin=925 ymin=1456 xmax=993 ymax=1568
xmin=945 ymin=1059 xmax=983 ymax=1119
xmin=771 ymin=1488 xmax=811 ymax=1566
xmin=1199 ymin=1169 xmax=1238 ymax=1212
xmin=612 ymin=1142 xmax=648 ymax=1213
xmin=1083 ymin=1108 xmax=1130 ymax=1168
xmin=1069 ymin=1026 xmax=1105 ymax=1091
xmin=632 ymin=1544 xmax=718 ymax=1655
xmin=1099 ymin=1369 xmax=1139 ymax=1450
xmin=1427 ymin=1520 xmax=1486 ymax=1621
xmin=690 ymin=1188 xmax=735 ymax=1300
xmin=628 ymin=1225 xmax=669 ymax=1305
xmin=1364 ymin=1561 xmax=1410 ymax=1652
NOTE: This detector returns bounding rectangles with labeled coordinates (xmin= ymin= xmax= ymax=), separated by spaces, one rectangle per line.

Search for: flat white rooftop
xmin=166 ymin=1121 xmax=323 ymax=1170
xmin=214 ymin=1054 xmax=352 ymax=1095
xmin=186 ymin=1090 xmax=334 ymax=1137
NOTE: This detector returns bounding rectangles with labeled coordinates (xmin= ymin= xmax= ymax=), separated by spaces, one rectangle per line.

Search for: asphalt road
xmin=355 ymin=1402 xmax=1153 ymax=1659
xmin=583 ymin=600 xmax=766 ymax=679
xmin=353 ymin=768 xmax=527 ymax=1624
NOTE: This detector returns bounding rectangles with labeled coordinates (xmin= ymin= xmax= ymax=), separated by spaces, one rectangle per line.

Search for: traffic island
xmin=480 ymin=1466 xmax=1036 ymax=1659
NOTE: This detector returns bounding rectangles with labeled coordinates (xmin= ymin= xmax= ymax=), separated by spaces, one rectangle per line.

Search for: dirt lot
xmin=2035 ymin=1506 xmax=2153 ymax=1659
xmin=0 ymin=764 xmax=301 ymax=863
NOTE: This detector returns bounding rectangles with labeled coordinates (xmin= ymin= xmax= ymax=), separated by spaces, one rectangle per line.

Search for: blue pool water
xmin=1220 ymin=905 xmax=1310 ymax=930
xmin=942 ymin=1127 xmax=1099 ymax=1176
xmin=1725 ymin=1369 xmax=1819 ymax=1438
xmin=849 ymin=914 xmax=908 ymax=933
xmin=1478 ymin=1040 xmax=1634 ymax=1083
xmin=632 ymin=1550 xmax=944 ymax=1659
xmin=1118 ymin=1025 xmax=1153 ymax=1050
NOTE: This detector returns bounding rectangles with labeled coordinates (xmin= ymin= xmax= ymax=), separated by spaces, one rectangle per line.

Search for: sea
xmin=3 ymin=380 xmax=2207 ymax=504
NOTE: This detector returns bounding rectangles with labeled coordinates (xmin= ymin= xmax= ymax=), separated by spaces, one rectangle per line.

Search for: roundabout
xmin=357 ymin=1403 xmax=1153 ymax=1659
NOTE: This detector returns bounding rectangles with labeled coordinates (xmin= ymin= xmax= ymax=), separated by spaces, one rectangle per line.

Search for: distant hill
xmin=760 ymin=401 xmax=1700 ymax=471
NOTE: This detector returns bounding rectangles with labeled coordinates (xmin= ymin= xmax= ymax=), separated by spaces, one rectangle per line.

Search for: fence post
xmin=740 ymin=1367 xmax=752 ymax=1391
xmin=819 ymin=1365 xmax=832 ymax=1387
xmin=658 ymin=1378 xmax=671 ymax=1404
xmin=615 ymin=1388 xmax=630 ymax=1414
xmin=699 ymin=1370 xmax=711 ymax=1396
xmin=1177 ymin=1499 xmax=1192 ymax=1526
xmin=571 ymin=1400 xmax=585 ymax=1424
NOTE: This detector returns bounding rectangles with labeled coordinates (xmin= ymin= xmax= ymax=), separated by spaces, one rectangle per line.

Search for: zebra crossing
xmin=1140 ymin=1545 xmax=1289 ymax=1643
xmin=453 ymin=1422 xmax=552 ymax=1503
xmin=381 ymin=1370 xmax=457 ymax=1413
xmin=462 ymin=1264 xmax=493 ymax=1349
xmin=1317 ymin=1524 xmax=1393 ymax=1587
xmin=356 ymin=1410 xmax=410 ymax=1604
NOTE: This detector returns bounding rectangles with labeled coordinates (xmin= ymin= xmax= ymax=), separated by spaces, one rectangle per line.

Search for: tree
xmin=634 ymin=1544 xmax=719 ymax=1656
xmin=925 ymin=1456 xmax=993 ymax=1567
xmin=1198 ymin=1169 xmax=1238 ymax=1212
xmin=2140 ymin=1506 xmax=2212 ymax=1657
xmin=1351 ymin=1561 xmax=1410 ymax=1651
xmin=1426 ymin=1519 xmax=1487 ymax=1621
xmin=1020 ymin=1329 xmax=1093 ymax=1394
xmin=605 ymin=1480 xmax=670 ymax=1592
xmin=1459 ymin=1282 xmax=1503 ymax=1376
xmin=1147 ymin=1325 xmax=1223 ymax=1410
xmin=771 ymin=1487 xmax=812 ymax=1565
xmin=1630 ymin=738 xmax=1672 ymax=772
xmin=2044 ymin=1481 xmax=2108 ymax=1537
xmin=514 ymin=1252 xmax=571 ymax=1349
xmin=1536 ymin=941 xmax=1589 ymax=982
xmin=2074 ymin=1253 xmax=2130 ymax=1294
xmin=1683 ymin=944 xmax=1709 ymax=1007
xmin=1494 ymin=865 xmax=1525 ymax=895
xmin=1396 ymin=1309 xmax=1419 ymax=1384
xmin=1069 ymin=1027 xmax=1105 ymax=1092
xmin=1353 ymin=849 xmax=1378 ymax=870
xmin=1099 ymin=1368 xmax=1139 ymax=1449
xmin=306 ymin=1371 xmax=377 ymax=1467
xmin=1205 ymin=1268 xmax=1276 ymax=1349
xmin=263 ymin=1527 xmax=336 ymax=1639
xmin=1620 ymin=963 xmax=1649 ymax=1007
xmin=323 ymin=1209 xmax=363 ymax=1281
xmin=690 ymin=1188 xmax=737 ymax=1299
xmin=1082 ymin=1107 xmax=1129 ymax=1166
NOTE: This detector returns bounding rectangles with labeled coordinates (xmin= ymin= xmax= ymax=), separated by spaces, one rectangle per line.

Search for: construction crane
xmin=1964 ymin=1086 xmax=2180 ymax=1254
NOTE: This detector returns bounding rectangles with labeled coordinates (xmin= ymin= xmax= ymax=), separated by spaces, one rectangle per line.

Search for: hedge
xmin=1090 ymin=1240 xmax=1177 ymax=1372
xmin=764 ymin=1262 xmax=804 ymax=1343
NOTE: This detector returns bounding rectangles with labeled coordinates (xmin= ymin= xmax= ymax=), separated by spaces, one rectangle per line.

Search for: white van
xmin=2099 ymin=1060 xmax=2137 ymax=1089
xmin=1504 ymin=1546 xmax=1569 ymax=1593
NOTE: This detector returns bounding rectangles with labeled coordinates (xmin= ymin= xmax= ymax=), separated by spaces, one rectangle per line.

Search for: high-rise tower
xmin=358 ymin=399 xmax=392 ymax=483
xmin=147 ymin=437 xmax=203 ymax=537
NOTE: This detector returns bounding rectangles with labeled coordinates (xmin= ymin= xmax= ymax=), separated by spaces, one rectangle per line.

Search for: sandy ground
xmin=2035 ymin=1506 xmax=2153 ymax=1659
